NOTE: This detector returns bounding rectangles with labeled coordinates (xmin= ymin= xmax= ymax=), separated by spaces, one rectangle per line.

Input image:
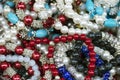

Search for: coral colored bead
xmin=73 ymin=34 xmax=79 ymax=40
xmin=48 ymin=46 xmax=54 ymax=53
xmin=54 ymin=37 xmax=60 ymax=43
xmin=35 ymin=38 xmax=41 ymax=44
xmin=85 ymin=38 xmax=92 ymax=45
xmin=80 ymin=34 xmax=86 ymax=41
xmin=17 ymin=2 xmax=26 ymax=10
xmin=24 ymin=15 xmax=33 ymax=26
xmin=43 ymin=64 xmax=49 ymax=70
xmin=0 ymin=62 xmax=9 ymax=70
xmin=15 ymin=46 xmax=24 ymax=55
xmin=0 ymin=46 xmax=6 ymax=54
xmin=52 ymin=69 xmax=59 ymax=76
xmin=14 ymin=62 xmax=21 ymax=69
xmin=58 ymin=14 xmax=67 ymax=24
xmin=67 ymin=35 xmax=73 ymax=41
xmin=32 ymin=51 xmax=41 ymax=61
xmin=88 ymin=63 xmax=95 ymax=70
xmin=84 ymin=76 xmax=91 ymax=80
xmin=28 ymin=67 xmax=34 ymax=75
xmin=90 ymin=58 xmax=96 ymax=63
xmin=12 ymin=74 xmax=21 ymax=80
xmin=60 ymin=36 xmax=67 ymax=42
xmin=88 ymin=70 xmax=94 ymax=76
xmin=88 ymin=44 xmax=94 ymax=51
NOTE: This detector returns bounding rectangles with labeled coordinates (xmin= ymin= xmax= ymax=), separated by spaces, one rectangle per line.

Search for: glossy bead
xmin=95 ymin=7 xmax=103 ymax=15
xmin=80 ymin=34 xmax=86 ymax=41
xmin=35 ymin=38 xmax=41 ymax=44
xmin=0 ymin=62 xmax=9 ymax=70
xmin=14 ymin=62 xmax=21 ymax=69
xmin=89 ymin=51 xmax=96 ymax=57
xmin=90 ymin=58 xmax=96 ymax=63
xmin=27 ymin=67 xmax=34 ymax=75
xmin=60 ymin=36 xmax=67 ymax=42
xmin=47 ymin=52 xmax=53 ymax=58
xmin=88 ymin=63 xmax=95 ymax=70
xmin=35 ymin=29 xmax=48 ymax=38
xmin=99 ymin=65 xmax=106 ymax=74
xmin=29 ymin=40 xmax=36 ymax=47
xmin=105 ymin=63 xmax=113 ymax=71
xmin=32 ymin=51 xmax=41 ymax=61
xmin=95 ymin=32 xmax=102 ymax=39
xmin=87 ymin=32 xmax=95 ymax=39
xmin=70 ymin=58 xmax=78 ymax=65
xmin=43 ymin=64 xmax=49 ymax=70
xmin=0 ymin=46 xmax=6 ymax=54
xmin=85 ymin=38 xmax=92 ymax=45
xmin=84 ymin=76 xmax=91 ymax=80
xmin=73 ymin=34 xmax=79 ymax=40
xmin=7 ymin=12 xmax=19 ymax=24
xmin=110 ymin=59 xmax=116 ymax=66
xmin=88 ymin=45 xmax=94 ymax=51
xmin=16 ymin=2 xmax=26 ymax=10
xmin=58 ymin=14 xmax=67 ymax=24
xmin=85 ymin=0 xmax=94 ymax=12
xmin=49 ymin=64 xmax=56 ymax=69
xmin=88 ymin=70 xmax=94 ymax=76
xmin=52 ymin=69 xmax=59 ymax=76
xmin=104 ymin=19 xmax=118 ymax=28
xmin=6 ymin=1 xmax=15 ymax=7
xmin=76 ymin=65 xmax=84 ymax=72
xmin=24 ymin=15 xmax=33 ymax=26
xmin=12 ymin=74 xmax=21 ymax=80
xmin=15 ymin=46 xmax=24 ymax=55
xmin=54 ymin=37 xmax=60 ymax=43
xmin=67 ymin=35 xmax=73 ymax=41
xmin=48 ymin=46 xmax=54 ymax=53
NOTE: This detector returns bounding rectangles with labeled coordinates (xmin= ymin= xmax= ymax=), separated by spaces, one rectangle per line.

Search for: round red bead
xmin=32 ymin=51 xmax=41 ymax=61
xmin=35 ymin=38 xmax=41 ymax=44
xmin=49 ymin=64 xmax=56 ymax=69
xmin=42 ymin=38 xmax=49 ymax=44
xmin=67 ymin=35 xmax=73 ymax=41
xmin=75 ymin=0 xmax=81 ymax=5
xmin=88 ymin=70 xmax=94 ymax=76
xmin=88 ymin=44 xmax=94 ymax=51
xmin=73 ymin=34 xmax=79 ymax=40
xmin=17 ymin=2 xmax=26 ymax=10
xmin=88 ymin=63 xmax=95 ymax=70
xmin=15 ymin=46 xmax=24 ymax=55
xmin=28 ymin=67 xmax=34 ymax=75
xmin=85 ymin=38 xmax=92 ymax=45
xmin=47 ymin=52 xmax=53 ymax=58
xmin=58 ymin=14 xmax=67 ymax=24
xmin=89 ymin=51 xmax=96 ymax=57
xmin=14 ymin=62 xmax=21 ymax=69
xmin=12 ymin=74 xmax=21 ymax=80
xmin=89 ymin=58 xmax=96 ymax=63
xmin=60 ymin=36 xmax=67 ymax=42
xmin=80 ymin=34 xmax=86 ymax=41
xmin=0 ymin=46 xmax=6 ymax=54
xmin=54 ymin=37 xmax=60 ymax=43
xmin=43 ymin=64 xmax=49 ymax=70
xmin=0 ymin=62 xmax=9 ymax=70
xmin=29 ymin=40 xmax=36 ymax=47
xmin=48 ymin=46 xmax=54 ymax=53
xmin=24 ymin=15 xmax=33 ymax=26
xmin=52 ymin=69 xmax=59 ymax=76
xmin=84 ymin=76 xmax=91 ymax=80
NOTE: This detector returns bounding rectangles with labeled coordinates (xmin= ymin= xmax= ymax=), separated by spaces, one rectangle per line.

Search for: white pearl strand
xmin=56 ymin=0 xmax=103 ymax=31
xmin=54 ymin=42 xmax=117 ymax=80
xmin=0 ymin=55 xmax=40 ymax=80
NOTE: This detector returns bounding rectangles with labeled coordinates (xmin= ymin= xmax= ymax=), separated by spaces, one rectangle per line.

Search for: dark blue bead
xmin=67 ymin=77 xmax=75 ymax=80
xmin=58 ymin=66 xmax=67 ymax=74
xmin=103 ymin=77 xmax=109 ymax=80
xmin=96 ymin=59 xmax=104 ymax=66
xmin=81 ymin=45 xmax=89 ymax=53
xmin=95 ymin=54 xmax=100 ymax=59
xmin=27 ymin=29 xmax=34 ymax=37
xmin=63 ymin=72 xmax=71 ymax=79
xmin=104 ymin=72 xmax=110 ymax=77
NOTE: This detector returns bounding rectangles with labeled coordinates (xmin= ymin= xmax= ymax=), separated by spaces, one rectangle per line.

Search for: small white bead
xmin=0 ymin=55 xmax=6 ymax=61
xmin=12 ymin=55 xmax=18 ymax=62
xmin=38 ymin=11 xmax=48 ymax=19
xmin=30 ymin=11 xmax=37 ymax=19
xmin=63 ymin=57 xmax=70 ymax=65
xmin=18 ymin=56 xmax=24 ymax=62
xmin=32 ymin=65 xmax=39 ymax=71
xmin=0 ymin=39 xmax=6 ymax=45
xmin=65 ymin=0 xmax=73 ymax=3
xmin=68 ymin=28 xmax=75 ymax=35
xmin=6 ymin=55 xmax=12 ymax=62
xmin=33 ymin=2 xmax=44 ymax=12
xmin=61 ymin=26 xmax=68 ymax=34
xmin=29 ymin=60 xmax=36 ymax=66
xmin=24 ymin=56 xmax=30 ymax=62
xmin=54 ymin=22 xmax=62 ymax=30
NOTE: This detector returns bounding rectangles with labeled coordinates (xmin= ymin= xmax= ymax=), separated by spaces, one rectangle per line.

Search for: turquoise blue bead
xmin=7 ymin=12 xmax=19 ymax=24
xmin=85 ymin=0 xmax=94 ymax=12
xmin=117 ymin=10 xmax=120 ymax=16
xmin=95 ymin=7 xmax=103 ymax=15
xmin=6 ymin=1 xmax=15 ymax=7
xmin=27 ymin=29 xmax=34 ymax=37
xmin=104 ymin=19 xmax=118 ymax=28
xmin=35 ymin=29 xmax=48 ymax=38
xmin=44 ymin=3 xmax=50 ymax=9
